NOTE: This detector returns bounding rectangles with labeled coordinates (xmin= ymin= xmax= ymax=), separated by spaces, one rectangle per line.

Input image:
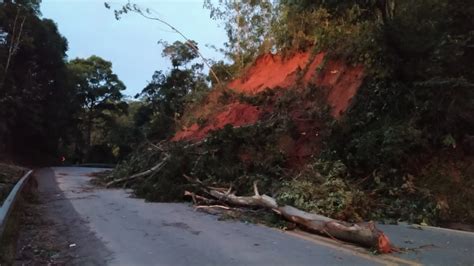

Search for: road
xmin=20 ymin=167 xmax=474 ymax=265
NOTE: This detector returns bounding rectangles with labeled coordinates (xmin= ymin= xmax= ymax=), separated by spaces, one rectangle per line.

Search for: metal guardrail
xmin=0 ymin=170 xmax=33 ymax=238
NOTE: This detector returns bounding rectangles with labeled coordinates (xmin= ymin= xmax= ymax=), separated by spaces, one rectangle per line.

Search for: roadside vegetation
xmin=0 ymin=1 xmax=134 ymax=164
xmin=0 ymin=161 xmax=27 ymax=263
xmin=0 ymin=162 xmax=26 ymax=204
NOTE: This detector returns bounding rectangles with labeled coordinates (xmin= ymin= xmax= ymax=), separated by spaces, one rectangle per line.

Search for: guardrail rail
xmin=0 ymin=170 xmax=33 ymax=238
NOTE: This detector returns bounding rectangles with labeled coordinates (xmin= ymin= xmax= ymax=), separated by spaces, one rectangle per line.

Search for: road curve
xmin=31 ymin=167 xmax=386 ymax=266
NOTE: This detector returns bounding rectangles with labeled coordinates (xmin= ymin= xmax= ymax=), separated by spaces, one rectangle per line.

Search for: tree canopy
xmin=135 ymin=40 xmax=209 ymax=140
xmin=0 ymin=1 xmax=130 ymax=163
xmin=0 ymin=0 xmax=72 ymax=158
xmin=67 ymin=56 xmax=127 ymax=162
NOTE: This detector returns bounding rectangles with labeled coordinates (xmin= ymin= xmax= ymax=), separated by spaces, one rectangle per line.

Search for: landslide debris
xmin=102 ymin=49 xmax=450 ymax=227
xmin=174 ymin=51 xmax=364 ymax=143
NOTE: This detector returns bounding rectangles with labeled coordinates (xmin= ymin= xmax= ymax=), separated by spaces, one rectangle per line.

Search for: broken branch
xmin=106 ymin=155 xmax=170 ymax=187
xmin=185 ymin=176 xmax=392 ymax=253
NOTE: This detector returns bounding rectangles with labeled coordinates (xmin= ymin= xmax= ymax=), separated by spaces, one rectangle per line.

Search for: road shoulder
xmin=15 ymin=168 xmax=111 ymax=265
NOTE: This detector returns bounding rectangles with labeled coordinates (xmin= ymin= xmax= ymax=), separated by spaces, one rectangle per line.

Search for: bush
xmin=133 ymin=145 xmax=193 ymax=202
xmin=276 ymin=160 xmax=370 ymax=222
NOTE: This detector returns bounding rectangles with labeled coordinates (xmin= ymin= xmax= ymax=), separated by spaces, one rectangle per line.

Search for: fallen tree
xmin=106 ymin=154 xmax=170 ymax=187
xmin=183 ymin=175 xmax=393 ymax=253
xmin=105 ymin=133 xmax=393 ymax=253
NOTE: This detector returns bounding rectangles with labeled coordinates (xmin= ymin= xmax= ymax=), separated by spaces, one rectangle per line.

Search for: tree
xmin=204 ymin=0 xmax=274 ymax=70
xmin=136 ymin=40 xmax=209 ymax=140
xmin=68 ymin=56 xmax=127 ymax=159
xmin=106 ymin=2 xmax=222 ymax=86
xmin=0 ymin=0 xmax=75 ymax=158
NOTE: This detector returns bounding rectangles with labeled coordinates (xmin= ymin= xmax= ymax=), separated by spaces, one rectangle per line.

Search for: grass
xmin=0 ymin=162 xmax=30 ymax=264
xmin=0 ymin=200 xmax=22 ymax=264
xmin=0 ymin=162 xmax=27 ymax=204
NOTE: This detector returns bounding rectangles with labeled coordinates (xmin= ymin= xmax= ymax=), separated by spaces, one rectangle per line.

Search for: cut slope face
xmin=228 ymin=52 xmax=364 ymax=117
xmin=228 ymin=53 xmax=312 ymax=94
xmin=173 ymin=103 xmax=263 ymax=141
xmin=173 ymin=51 xmax=364 ymax=143
xmin=316 ymin=60 xmax=364 ymax=117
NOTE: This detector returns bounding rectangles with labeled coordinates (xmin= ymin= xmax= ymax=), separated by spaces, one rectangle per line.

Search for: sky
xmin=41 ymin=0 xmax=227 ymax=97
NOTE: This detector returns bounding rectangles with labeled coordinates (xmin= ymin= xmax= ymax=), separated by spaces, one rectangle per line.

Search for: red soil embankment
xmin=173 ymin=51 xmax=364 ymax=143
xmin=315 ymin=60 xmax=364 ymax=117
xmin=228 ymin=52 xmax=312 ymax=94
xmin=228 ymin=52 xmax=364 ymax=117
xmin=172 ymin=103 xmax=262 ymax=141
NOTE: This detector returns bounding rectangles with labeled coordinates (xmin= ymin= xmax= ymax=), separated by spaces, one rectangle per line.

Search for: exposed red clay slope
xmin=229 ymin=52 xmax=364 ymax=117
xmin=228 ymin=52 xmax=311 ymax=94
xmin=316 ymin=60 xmax=364 ymax=117
xmin=173 ymin=51 xmax=364 ymax=143
xmin=172 ymin=103 xmax=262 ymax=141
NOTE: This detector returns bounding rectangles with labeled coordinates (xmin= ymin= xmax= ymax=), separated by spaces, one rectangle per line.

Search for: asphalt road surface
xmin=25 ymin=167 xmax=474 ymax=265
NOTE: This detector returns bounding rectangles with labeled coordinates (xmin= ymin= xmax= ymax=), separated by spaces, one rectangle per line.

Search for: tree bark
xmin=0 ymin=7 xmax=26 ymax=91
xmin=189 ymin=178 xmax=393 ymax=253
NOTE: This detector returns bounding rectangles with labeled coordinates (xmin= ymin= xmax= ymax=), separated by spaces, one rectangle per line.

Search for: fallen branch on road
xmin=194 ymin=205 xmax=232 ymax=210
xmin=106 ymin=155 xmax=170 ymax=188
xmin=184 ymin=190 xmax=217 ymax=205
xmin=184 ymin=175 xmax=393 ymax=253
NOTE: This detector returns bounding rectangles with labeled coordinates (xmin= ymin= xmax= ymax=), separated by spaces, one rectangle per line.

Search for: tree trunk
xmin=84 ymin=111 xmax=93 ymax=162
xmin=0 ymin=8 xmax=26 ymax=91
xmin=191 ymin=179 xmax=393 ymax=253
